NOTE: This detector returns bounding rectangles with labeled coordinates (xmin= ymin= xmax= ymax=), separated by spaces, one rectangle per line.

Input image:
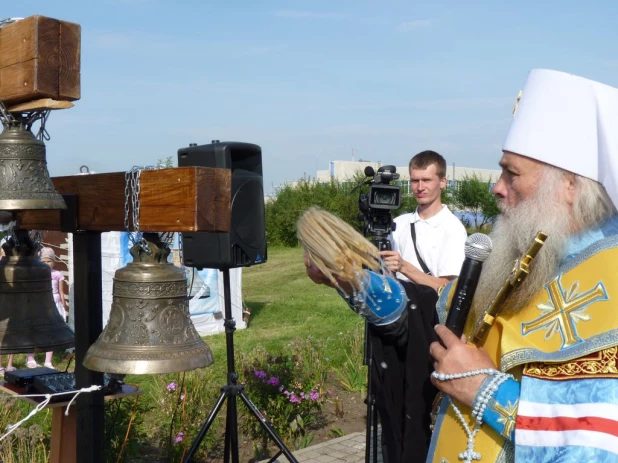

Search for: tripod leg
xmin=364 ymin=322 xmax=376 ymax=463
xmin=183 ymin=390 xmax=228 ymax=463
xmin=238 ymin=389 xmax=299 ymax=463
xmin=372 ymin=402 xmax=379 ymax=463
xmin=226 ymin=391 xmax=240 ymax=463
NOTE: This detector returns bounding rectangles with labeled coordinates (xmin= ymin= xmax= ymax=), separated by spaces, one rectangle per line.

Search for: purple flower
xmin=289 ymin=394 xmax=301 ymax=404
xmin=310 ymin=390 xmax=319 ymax=402
xmin=166 ymin=382 xmax=177 ymax=392
xmin=267 ymin=376 xmax=280 ymax=387
xmin=254 ymin=370 xmax=267 ymax=380
xmin=300 ymin=392 xmax=305 ymax=399
xmin=174 ymin=431 xmax=184 ymax=444
xmin=278 ymin=386 xmax=284 ymax=392
xmin=283 ymin=390 xmax=290 ymax=396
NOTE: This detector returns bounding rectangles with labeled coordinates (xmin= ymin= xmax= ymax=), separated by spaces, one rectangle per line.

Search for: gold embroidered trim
xmin=490 ymin=399 xmax=518 ymax=438
xmin=523 ymin=346 xmax=618 ymax=380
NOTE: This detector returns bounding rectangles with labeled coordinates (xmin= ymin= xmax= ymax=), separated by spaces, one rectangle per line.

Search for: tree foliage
xmin=156 ymin=156 xmax=174 ymax=168
xmin=451 ymin=174 xmax=500 ymax=232
xmin=265 ymin=171 xmax=465 ymax=246
xmin=265 ymin=179 xmax=362 ymax=247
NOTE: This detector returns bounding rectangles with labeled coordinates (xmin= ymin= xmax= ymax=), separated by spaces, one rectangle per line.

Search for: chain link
xmin=30 ymin=230 xmax=42 ymax=247
xmin=124 ymin=166 xmax=155 ymax=254
xmin=177 ymin=232 xmax=184 ymax=267
xmin=0 ymin=98 xmax=16 ymax=128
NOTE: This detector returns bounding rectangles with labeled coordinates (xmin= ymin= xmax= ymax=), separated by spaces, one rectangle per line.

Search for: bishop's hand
xmin=429 ymin=325 xmax=497 ymax=407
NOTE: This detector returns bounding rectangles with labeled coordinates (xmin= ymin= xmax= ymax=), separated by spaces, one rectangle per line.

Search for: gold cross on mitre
xmin=522 ymin=276 xmax=608 ymax=349
xmin=512 ymin=90 xmax=523 ymax=115
xmin=491 ymin=399 xmax=518 ymax=438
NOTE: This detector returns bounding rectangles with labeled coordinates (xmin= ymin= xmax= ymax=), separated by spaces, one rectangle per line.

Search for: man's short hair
xmin=409 ymin=150 xmax=447 ymax=178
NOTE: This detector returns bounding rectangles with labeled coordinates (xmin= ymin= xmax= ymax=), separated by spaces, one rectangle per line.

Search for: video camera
xmin=357 ymin=165 xmax=401 ymax=250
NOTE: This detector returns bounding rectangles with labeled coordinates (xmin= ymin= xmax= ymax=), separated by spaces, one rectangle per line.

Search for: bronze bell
xmin=0 ymin=231 xmax=75 ymax=354
xmin=0 ymin=123 xmax=66 ymax=210
xmin=84 ymin=233 xmax=214 ymax=374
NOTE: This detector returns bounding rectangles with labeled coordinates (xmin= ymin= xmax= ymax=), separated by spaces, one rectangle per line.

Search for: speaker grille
xmin=232 ymin=176 xmax=264 ymax=249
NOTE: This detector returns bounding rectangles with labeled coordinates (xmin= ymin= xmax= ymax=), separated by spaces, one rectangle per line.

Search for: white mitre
xmin=503 ymin=69 xmax=618 ymax=207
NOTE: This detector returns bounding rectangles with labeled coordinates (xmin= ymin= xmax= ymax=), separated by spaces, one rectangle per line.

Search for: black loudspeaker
xmin=178 ymin=141 xmax=267 ymax=269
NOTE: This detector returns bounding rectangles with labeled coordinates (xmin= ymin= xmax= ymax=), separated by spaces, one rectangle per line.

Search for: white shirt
xmin=390 ymin=205 xmax=467 ymax=282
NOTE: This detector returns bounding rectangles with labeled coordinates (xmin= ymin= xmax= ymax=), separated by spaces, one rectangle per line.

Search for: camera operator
xmin=380 ymin=150 xmax=467 ymax=291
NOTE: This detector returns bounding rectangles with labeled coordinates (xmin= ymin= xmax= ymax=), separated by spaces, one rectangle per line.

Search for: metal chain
xmin=177 ymin=232 xmax=184 ymax=268
xmin=26 ymin=110 xmax=51 ymax=141
xmin=124 ymin=166 xmax=155 ymax=254
xmin=159 ymin=232 xmax=174 ymax=246
xmin=0 ymin=18 xmax=23 ymax=29
xmin=0 ymin=215 xmax=17 ymax=233
xmin=0 ymin=99 xmax=16 ymax=128
xmin=30 ymin=230 xmax=42 ymax=255
xmin=30 ymin=230 xmax=42 ymax=247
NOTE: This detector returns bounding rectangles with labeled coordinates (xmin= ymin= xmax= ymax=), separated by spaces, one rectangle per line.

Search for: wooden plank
xmin=18 ymin=167 xmax=232 ymax=232
xmin=50 ymin=407 xmax=77 ymax=463
xmin=7 ymin=98 xmax=74 ymax=112
xmin=58 ymin=20 xmax=80 ymax=101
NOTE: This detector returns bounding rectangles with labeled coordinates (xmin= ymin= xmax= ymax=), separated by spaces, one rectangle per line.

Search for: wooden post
xmin=73 ymin=231 xmax=105 ymax=463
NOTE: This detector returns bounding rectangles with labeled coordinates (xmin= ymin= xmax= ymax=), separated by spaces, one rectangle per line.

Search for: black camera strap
xmin=410 ymin=223 xmax=432 ymax=275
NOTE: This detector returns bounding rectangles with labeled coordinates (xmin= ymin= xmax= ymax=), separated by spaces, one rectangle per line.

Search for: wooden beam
xmin=0 ymin=15 xmax=81 ymax=104
xmin=18 ymin=167 xmax=231 ymax=232
xmin=58 ymin=20 xmax=81 ymax=101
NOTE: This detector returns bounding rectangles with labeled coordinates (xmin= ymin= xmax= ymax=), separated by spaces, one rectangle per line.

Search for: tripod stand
xmin=362 ymin=233 xmax=392 ymax=463
xmin=184 ymin=268 xmax=299 ymax=463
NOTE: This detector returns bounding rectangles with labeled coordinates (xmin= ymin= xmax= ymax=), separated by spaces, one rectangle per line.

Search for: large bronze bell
xmin=84 ymin=233 xmax=214 ymax=374
xmin=0 ymin=231 xmax=75 ymax=354
xmin=0 ymin=123 xmax=66 ymax=210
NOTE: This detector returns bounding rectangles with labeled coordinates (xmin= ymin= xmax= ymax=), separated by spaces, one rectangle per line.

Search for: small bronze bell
xmin=84 ymin=233 xmax=214 ymax=374
xmin=0 ymin=231 xmax=74 ymax=354
xmin=0 ymin=123 xmax=66 ymax=210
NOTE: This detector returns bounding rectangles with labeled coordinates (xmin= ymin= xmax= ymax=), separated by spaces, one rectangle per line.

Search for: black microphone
xmin=444 ymin=233 xmax=492 ymax=338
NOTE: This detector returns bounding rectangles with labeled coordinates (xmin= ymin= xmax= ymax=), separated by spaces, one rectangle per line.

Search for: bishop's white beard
xmin=471 ymin=188 xmax=572 ymax=320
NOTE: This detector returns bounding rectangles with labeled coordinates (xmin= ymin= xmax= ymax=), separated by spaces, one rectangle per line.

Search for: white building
xmin=316 ymin=160 xmax=501 ymax=185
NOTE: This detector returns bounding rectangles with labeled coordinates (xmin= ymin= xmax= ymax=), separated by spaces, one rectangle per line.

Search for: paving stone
xmin=315 ymin=455 xmax=336 ymax=462
xmin=258 ymin=432 xmax=370 ymax=463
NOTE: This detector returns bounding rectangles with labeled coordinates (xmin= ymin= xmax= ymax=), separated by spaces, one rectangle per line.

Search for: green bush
xmin=266 ymin=179 xmax=362 ymax=247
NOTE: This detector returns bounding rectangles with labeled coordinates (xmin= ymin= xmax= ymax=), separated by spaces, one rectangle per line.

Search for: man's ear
xmin=565 ymin=172 xmax=577 ymax=206
xmin=440 ymin=177 xmax=447 ymax=189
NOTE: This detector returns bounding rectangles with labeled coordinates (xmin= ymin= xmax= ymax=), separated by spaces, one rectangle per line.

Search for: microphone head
xmin=465 ymin=233 xmax=492 ymax=262
xmin=364 ymin=166 xmax=375 ymax=177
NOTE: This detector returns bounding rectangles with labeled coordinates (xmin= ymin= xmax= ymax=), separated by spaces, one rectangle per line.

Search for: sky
xmin=11 ymin=0 xmax=618 ymax=194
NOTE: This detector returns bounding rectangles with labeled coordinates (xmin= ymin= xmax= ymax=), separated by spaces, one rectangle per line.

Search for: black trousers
xmin=369 ymin=281 xmax=439 ymax=463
